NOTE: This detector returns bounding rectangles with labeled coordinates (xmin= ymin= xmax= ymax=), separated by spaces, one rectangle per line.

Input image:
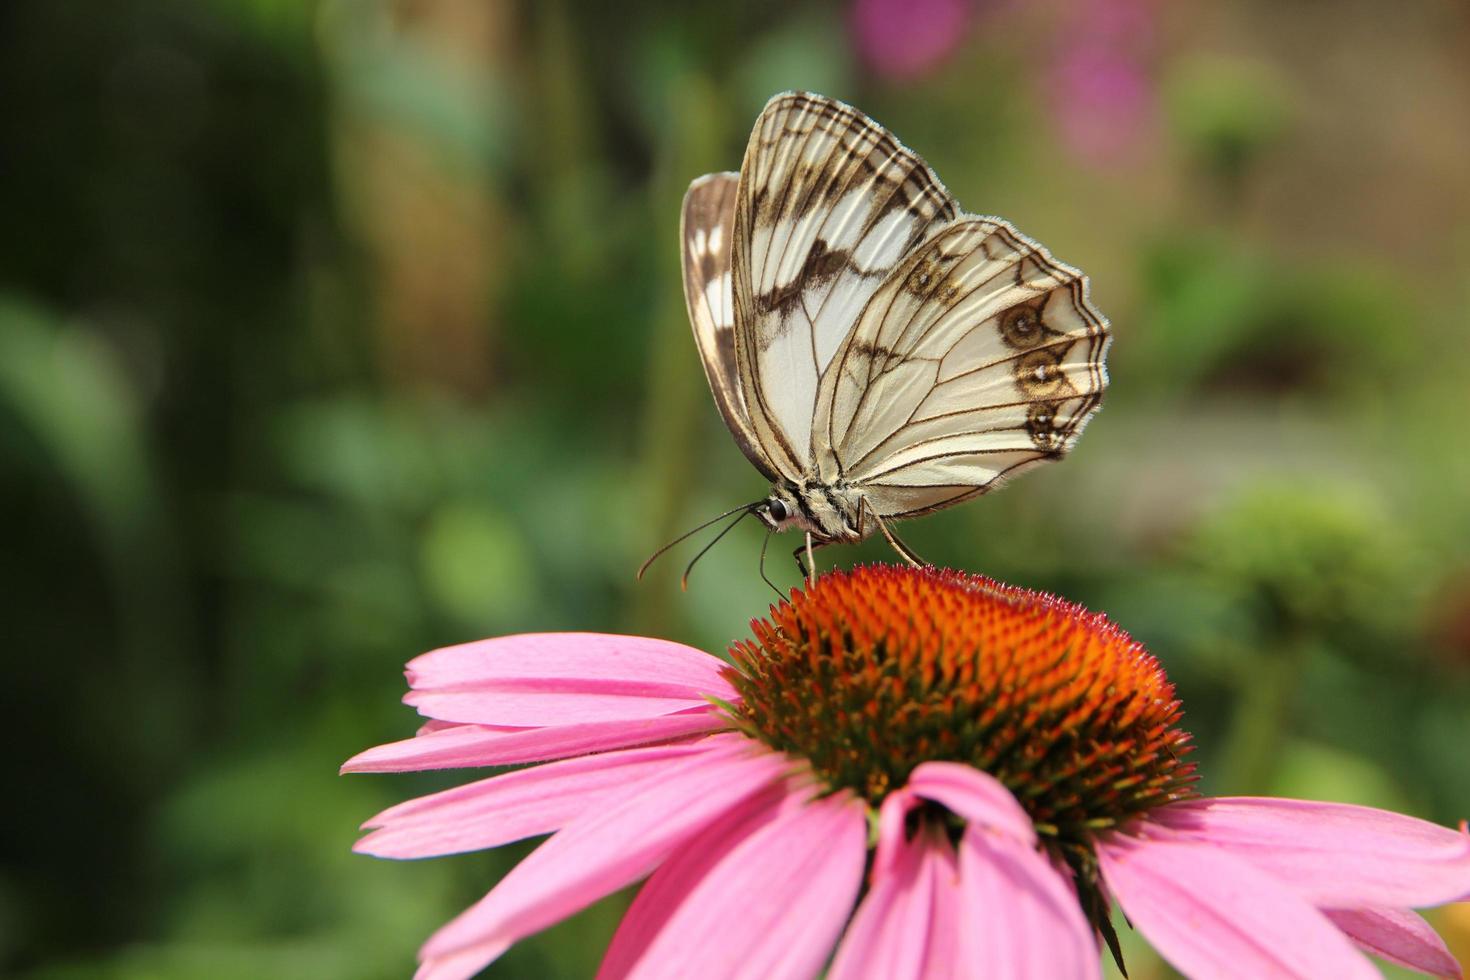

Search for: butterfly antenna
xmin=757 ymin=526 xmax=783 ymax=600
xmin=679 ymin=508 xmax=750 ymax=591
xmin=637 ymin=499 xmax=764 ymax=581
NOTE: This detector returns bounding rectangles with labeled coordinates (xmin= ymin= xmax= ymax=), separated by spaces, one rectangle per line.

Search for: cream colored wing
xmin=681 ymin=172 xmax=780 ymax=482
xmin=730 ymin=92 xmax=959 ymax=480
xmin=813 ymin=217 xmax=1110 ymax=518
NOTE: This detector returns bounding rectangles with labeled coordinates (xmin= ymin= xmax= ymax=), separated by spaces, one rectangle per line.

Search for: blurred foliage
xmin=1187 ymin=482 xmax=1419 ymax=648
xmin=2 ymin=0 xmax=1468 ymax=977
xmin=1166 ymin=54 xmax=1290 ymax=201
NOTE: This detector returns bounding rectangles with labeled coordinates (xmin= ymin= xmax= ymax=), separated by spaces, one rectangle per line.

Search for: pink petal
xmin=409 ymin=633 xmax=735 ymax=693
xmin=906 ymin=761 xmax=1036 ymax=842
xmin=1158 ymin=797 xmax=1470 ymax=909
xmin=599 ymin=789 xmax=867 ymax=980
xmin=924 ymin=839 xmax=963 ymax=980
xmin=1326 ymin=907 xmax=1462 ymax=979
xmin=404 ymin=633 xmax=738 ymax=725
xmin=956 ymin=824 xmax=1101 ymax=979
xmin=1098 ymin=836 xmax=1379 ymax=979
xmin=413 ymin=944 xmax=510 ymax=980
xmin=404 ymin=689 xmax=714 ymax=727
xmin=417 ymin=737 xmax=788 ymax=976
xmin=871 ymin=787 xmax=920 ymax=881
xmin=356 ymin=742 xmax=716 ymax=859
xmin=829 ymin=824 xmax=961 ymax=980
xmin=596 ymin=780 xmax=805 ymax=978
xmin=341 ymin=709 xmax=726 ymax=773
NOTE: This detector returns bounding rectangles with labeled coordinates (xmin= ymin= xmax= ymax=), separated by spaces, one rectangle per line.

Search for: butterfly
xmin=652 ymin=92 xmax=1110 ymax=584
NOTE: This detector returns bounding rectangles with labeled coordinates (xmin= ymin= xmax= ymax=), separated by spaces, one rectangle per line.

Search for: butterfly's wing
xmin=681 ymin=172 xmax=780 ymax=482
xmin=730 ymin=92 xmax=960 ymax=480
xmin=814 ymin=217 xmax=1110 ymax=519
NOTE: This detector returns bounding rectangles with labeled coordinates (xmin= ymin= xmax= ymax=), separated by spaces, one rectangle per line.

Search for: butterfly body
xmin=680 ymin=93 xmax=1110 ymax=565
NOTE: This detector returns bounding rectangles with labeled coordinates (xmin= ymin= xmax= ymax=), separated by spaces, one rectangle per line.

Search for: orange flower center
xmin=724 ymin=565 xmax=1198 ymax=847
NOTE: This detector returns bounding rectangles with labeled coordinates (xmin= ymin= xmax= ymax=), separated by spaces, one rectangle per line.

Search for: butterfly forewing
xmin=730 ymin=93 xmax=959 ymax=477
xmin=680 ymin=172 xmax=780 ymax=481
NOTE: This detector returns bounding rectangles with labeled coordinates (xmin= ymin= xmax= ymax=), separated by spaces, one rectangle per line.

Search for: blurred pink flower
xmin=851 ymin=0 xmax=974 ymax=80
xmin=345 ymin=566 xmax=1469 ymax=979
xmin=1047 ymin=0 xmax=1157 ymax=165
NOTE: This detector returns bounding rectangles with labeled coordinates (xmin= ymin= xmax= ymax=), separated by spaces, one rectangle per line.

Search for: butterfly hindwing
xmin=815 ymin=217 xmax=1110 ymax=518
xmin=680 ymin=172 xmax=780 ymax=481
xmin=730 ymin=92 xmax=960 ymax=478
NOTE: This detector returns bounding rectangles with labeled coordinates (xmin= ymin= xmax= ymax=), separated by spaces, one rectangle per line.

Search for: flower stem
xmin=630 ymin=79 xmax=729 ymax=635
xmin=1215 ymin=632 xmax=1312 ymax=794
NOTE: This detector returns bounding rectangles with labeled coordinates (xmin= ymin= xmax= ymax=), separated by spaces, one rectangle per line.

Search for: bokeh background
xmin=3 ymin=0 xmax=1468 ymax=977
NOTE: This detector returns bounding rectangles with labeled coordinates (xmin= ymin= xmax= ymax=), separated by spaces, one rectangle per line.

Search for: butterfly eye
xmin=768 ymin=500 xmax=789 ymax=522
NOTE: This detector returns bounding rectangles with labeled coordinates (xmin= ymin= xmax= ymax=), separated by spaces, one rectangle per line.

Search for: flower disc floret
xmin=725 ymin=565 xmax=1198 ymax=848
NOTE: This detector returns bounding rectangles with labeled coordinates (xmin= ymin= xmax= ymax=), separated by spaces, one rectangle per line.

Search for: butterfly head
xmin=755 ymin=482 xmax=868 ymax=544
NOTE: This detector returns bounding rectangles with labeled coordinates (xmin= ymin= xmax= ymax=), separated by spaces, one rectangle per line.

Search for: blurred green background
xmin=3 ymin=1 xmax=1468 ymax=977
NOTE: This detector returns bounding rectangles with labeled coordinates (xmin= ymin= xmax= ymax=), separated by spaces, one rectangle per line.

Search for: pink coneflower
xmin=345 ymin=565 xmax=1470 ymax=979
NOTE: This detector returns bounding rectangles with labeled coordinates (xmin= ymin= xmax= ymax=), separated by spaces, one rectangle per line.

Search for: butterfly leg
xmin=791 ymin=533 xmax=818 ymax=584
xmin=865 ymin=500 xmax=929 ymax=568
xmin=757 ymin=527 xmax=784 ymax=599
xmin=791 ymin=533 xmax=831 ymax=584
